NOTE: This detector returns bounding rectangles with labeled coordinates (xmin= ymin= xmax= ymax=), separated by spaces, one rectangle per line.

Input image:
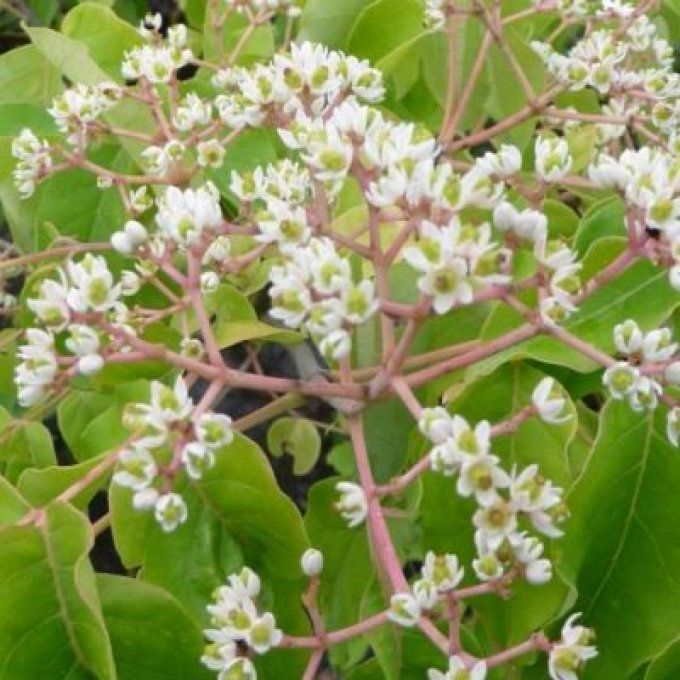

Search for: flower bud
xmin=300 ymin=548 xmax=324 ymax=577
xmin=111 ymin=231 xmax=133 ymax=255
xmin=77 ymin=353 xmax=104 ymax=375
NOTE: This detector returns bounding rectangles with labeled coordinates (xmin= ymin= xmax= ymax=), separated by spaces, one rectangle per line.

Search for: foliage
xmin=0 ymin=0 xmax=678 ymax=679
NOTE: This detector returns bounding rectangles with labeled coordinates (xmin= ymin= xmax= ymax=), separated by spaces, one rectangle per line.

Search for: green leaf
xmin=112 ymin=433 xmax=309 ymax=578
xmin=17 ymin=453 xmax=112 ymax=510
xmin=305 ymin=478 xmax=373 ymax=669
xmin=0 ymin=45 xmax=62 ymax=105
xmin=298 ymin=0 xmax=370 ymax=48
xmin=61 ymin=2 xmax=142 ymax=80
xmin=267 ymin=416 xmax=321 ymax=475
xmin=486 ymin=30 xmax=545 ymax=149
xmin=24 ymin=23 xmax=111 ymax=85
xmin=213 ymin=319 xmax=302 ymax=349
xmin=57 ymin=381 xmax=149 ymax=461
xmin=344 ymin=0 xmax=425 ymax=100
xmin=97 ymin=574 xmax=212 ymax=680
xmin=0 ymin=501 xmax=116 ymax=679
xmin=560 ymin=401 xmax=680 ymax=678
xmin=0 ymin=419 xmax=57 ymax=484
xmin=645 ymin=636 xmax=680 ymax=679
xmin=573 ymin=195 xmax=626 ymax=256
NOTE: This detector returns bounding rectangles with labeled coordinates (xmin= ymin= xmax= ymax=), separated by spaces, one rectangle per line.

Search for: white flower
xmin=268 ymin=263 xmax=311 ymax=329
xmin=340 ymin=280 xmax=379 ymax=325
xmin=419 ymin=258 xmax=473 ymax=315
xmin=628 ymin=376 xmax=662 ymax=412
xmin=113 ymin=446 xmax=157 ymax=491
xmin=532 ymin=377 xmax=572 ymax=424
xmin=65 ymin=255 xmax=121 ymax=313
xmin=421 ymin=552 xmax=464 ymax=592
xmin=428 ymin=655 xmax=487 ymax=680
xmin=28 ymin=277 xmax=70 ymax=330
xmin=413 ymin=578 xmax=439 ymax=609
xmin=613 ymin=319 xmax=643 ymax=355
xmin=548 ymin=614 xmax=598 ymax=680
xmin=477 ymin=144 xmax=522 ymax=177
xmin=451 ymin=416 xmax=491 ymax=457
xmin=472 ymin=498 xmax=518 ymax=550
xmin=669 ymin=265 xmax=680 ymax=292
xmin=217 ymin=657 xmax=257 ymax=679
xmin=154 ymin=492 xmax=188 ymax=532
xmin=65 ymin=324 xmax=100 ymax=357
xmin=155 ymin=183 xmax=222 ymax=246
xmin=318 ymin=328 xmax=351 ymax=361
xmin=335 ymin=481 xmax=368 ymax=527
xmin=419 ymin=407 xmax=453 ymax=444
xmin=641 ymin=328 xmax=677 ymax=363
xmin=149 ymin=376 xmax=193 ymax=422
xmin=457 ymin=453 xmax=510 ymax=505
xmin=246 ymin=612 xmax=282 ymax=654
xmin=256 ymin=200 xmax=311 ymax=251
xmin=429 ymin=439 xmax=463 ymax=476
xmin=182 ymin=441 xmax=216 ymax=480
xmin=540 ymin=295 xmax=577 ymax=326
xmin=200 ymin=271 xmax=220 ymax=295
xmin=535 ymin=136 xmax=572 ymax=182
xmin=120 ymin=270 xmax=142 ymax=296
xmin=388 ymin=592 xmax=420 ymax=627
xmin=122 ymin=402 xmax=168 ymax=449
xmin=602 ymin=362 xmax=639 ymax=399
xmin=301 ymin=548 xmax=324 ymax=577
xmin=196 ymin=413 xmax=234 ymax=449
xmin=132 ymin=487 xmax=159 ymax=510
xmin=77 ymin=354 xmax=104 ymax=375
xmin=472 ymin=551 xmax=504 ymax=582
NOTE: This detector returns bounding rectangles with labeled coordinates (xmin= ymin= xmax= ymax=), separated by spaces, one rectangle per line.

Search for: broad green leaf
xmin=17 ymin=453 xmax=113 ymax=510
xmin=0 ymin=501 xmax=115 ymax=679
xmin=111 ymin=433 xmax=309 ymax=577
xmin=305 ymin=478 xmax=374 ymax=669
xmin=58 ymin=381 xmax=149 ymax=461
xmin=645 ymin=637 xmax=680 ymax=679
xmin=97 ymin=574 xmax=212 ymax=680
xmin=203 ymin=9 xmax=275 ymax=63
xmin=267 ymin=416 xmax=321 ymax=475
xmin=24 ymin=23 xmax=111 ymax=85
xmin=298 ymin=0 xmax=370 ymax=48
xmin=346 ymin=0 xmax=424 ymax=100
xmin=573 ymin=195 xmax=626 ymax=256
xmin=0 ymin=45 xmax=62 ymax=105
xmin=61 ymin=2 xmax=142 ymax=80
xmin=486 ymin=30 xmax=545 ymax=149
xmin=560 ymin=401 xmax=680 ymax=678
xmin=0 ymin=418 xmax=57 ymax=484
xmin=213 ymin=319 xmax=302 ymax=348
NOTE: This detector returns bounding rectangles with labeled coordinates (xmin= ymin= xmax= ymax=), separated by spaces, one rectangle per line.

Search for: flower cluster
xmin=11 ymin=129 xmax=52 ymax=198
xmin=212 ymin=42 xmax=383 ymax=132
xmin=112 ymin=377 xmax=233 ymax=531
xmin=603 ymin=319 xmax=680 ymax=441
xmin=419 ymin=401 xmax=565 ymax=584
xmin=124 ymin=16 xmax=193 ymax=84
xmin=202 ymin=567 xmax=282 ymax=679
xmin=16 ymin=254 xmax=127 ymax=406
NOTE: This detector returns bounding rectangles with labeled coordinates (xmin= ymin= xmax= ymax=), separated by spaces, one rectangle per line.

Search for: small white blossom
xmin=335 ymin=481 xmax=368 ymax=527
